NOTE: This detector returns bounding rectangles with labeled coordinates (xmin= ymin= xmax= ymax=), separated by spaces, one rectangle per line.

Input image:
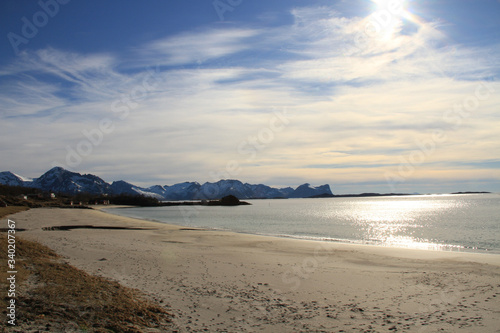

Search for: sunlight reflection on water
xmin=315 ymin=196 xmax=474 ymax=251
xmin=105 ymin=194 xmax=499 ymax=253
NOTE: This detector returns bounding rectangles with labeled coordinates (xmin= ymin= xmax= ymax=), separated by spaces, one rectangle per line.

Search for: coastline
xmin=5 ymin=207 xmax=500 ymax=332
xmin=100 ymin=205 xmax=500 ymax=263
xmin=100 ymin=205 xmax=500 ymax=265
xmin=102 ymin=199 xmax=500 ymax=256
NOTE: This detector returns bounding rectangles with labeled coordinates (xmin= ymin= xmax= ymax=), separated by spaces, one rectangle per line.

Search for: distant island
xmin=309 ymin=193 xmax=415 ymax=198
xmin=311 ymin=192 xmax=492 ymax=198
xmin=450 ymin=191 xmax=491 ymax=195
xmin=160 ymin=195 xmax=251 ymax=206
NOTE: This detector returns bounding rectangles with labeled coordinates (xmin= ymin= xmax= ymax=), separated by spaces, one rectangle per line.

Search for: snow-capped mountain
xmin=193 ymin=180 xmax=295 ymax=200
xmin=109 ymin=180 xmax=137 ymax=196
xmin=144 ymin=185 xmax=169 ymax=199
xmin=246 ymin=183 xmax=294 ymax=199
xmin=162 ymin=182 xmax=202 ymax=200
xmin=196 ymin=180 xmax=256 ymax=200
xmin=30 ymin=167 xmax=111 ymax=195
xmin=0 ymin=167 xmax=333 ymax=199
xmin=288 ymin=183 xmax=333 ymax=198
xmin=109 ymin=180 xmax=164 ymax=200
xmin=0 ymin=171 xmax=30 ymax=187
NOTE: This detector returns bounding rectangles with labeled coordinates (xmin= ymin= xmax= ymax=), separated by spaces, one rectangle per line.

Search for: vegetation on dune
xmin=102 ymin=194 xmax=161 ymax=206
xmin=0 ymin=235 xmax=176 ymax=332
xmin=0 ymin=184 xmax=250 ymax=208
xmin=0 ymin=197 xmax=176 ymax=331
xmin=0 ymin=184 xmax=161 ymax=208
xmin=0 ymin=206 xmax=29 ymax=219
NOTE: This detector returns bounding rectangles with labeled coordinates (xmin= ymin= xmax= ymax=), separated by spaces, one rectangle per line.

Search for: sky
xmin=0 ymin=0 xmax=499 ymax=194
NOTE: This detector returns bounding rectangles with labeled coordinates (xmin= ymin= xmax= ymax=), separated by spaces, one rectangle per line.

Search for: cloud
xmin=139 ymin=28 xmax=259 ymax=66
xmin=0 ymin=79 xmax=65 ymax=118
xmin=0 ymin=5 xmax=499 ymax=191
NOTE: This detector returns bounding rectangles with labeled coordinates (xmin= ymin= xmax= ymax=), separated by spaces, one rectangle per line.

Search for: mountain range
xmin=0 ymin=167 xmax=333 ymax=200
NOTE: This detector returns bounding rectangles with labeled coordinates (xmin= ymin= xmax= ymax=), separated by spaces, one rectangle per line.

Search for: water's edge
xmin=102 ymin=195 xmax=500 ymax=255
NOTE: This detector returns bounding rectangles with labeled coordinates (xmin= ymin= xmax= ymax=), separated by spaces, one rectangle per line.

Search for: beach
xmin=6 ymin=207 xmax=500 ymax=332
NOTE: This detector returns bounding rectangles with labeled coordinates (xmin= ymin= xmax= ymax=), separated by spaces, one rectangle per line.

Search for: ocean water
xmin=104 ymin=193 xmax=500 ymax=254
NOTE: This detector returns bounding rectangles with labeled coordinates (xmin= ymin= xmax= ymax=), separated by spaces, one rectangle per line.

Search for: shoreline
xmin=101 ymin=204 xmax=500 ymax=259
xmin=5 ymin=207 xmax=500 ymax=331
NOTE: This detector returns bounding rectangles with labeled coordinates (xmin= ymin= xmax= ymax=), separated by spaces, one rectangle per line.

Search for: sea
xmin=104 ymin=193 xmax=500 ymax=254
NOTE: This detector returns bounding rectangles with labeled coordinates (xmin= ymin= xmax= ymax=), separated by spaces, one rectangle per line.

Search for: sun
xmin=371 ymin=0 xmax=407 ymax=15
xmin=368 ymin=0 xmax=419 ymax=41
xmin=371 ymin=0 xmax=422 ymax=25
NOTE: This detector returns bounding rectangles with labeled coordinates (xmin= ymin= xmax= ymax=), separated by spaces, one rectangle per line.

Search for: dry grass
xmin=0 ymin=210 xmax=176 ymax=332
xmin=0 ymin=206 xmax=29 ymax=219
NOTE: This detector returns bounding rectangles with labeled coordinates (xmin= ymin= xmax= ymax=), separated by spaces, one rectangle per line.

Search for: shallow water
xmin=105 ymin=193 xmax=500 ymax=254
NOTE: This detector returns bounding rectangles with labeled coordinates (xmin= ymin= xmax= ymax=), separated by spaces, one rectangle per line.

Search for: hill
xmin=0 ymin=167 xmax=333 ymax=200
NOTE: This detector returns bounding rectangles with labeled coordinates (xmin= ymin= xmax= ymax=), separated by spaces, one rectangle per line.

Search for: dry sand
xmin=5 ymin=207 xmax=500 ymax=332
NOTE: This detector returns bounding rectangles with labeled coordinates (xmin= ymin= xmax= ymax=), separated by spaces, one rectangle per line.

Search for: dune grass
xmin=0 ymin=208 xmax=175 ymax=332
xmin=0 ymin=206 xmax=29 ymax=219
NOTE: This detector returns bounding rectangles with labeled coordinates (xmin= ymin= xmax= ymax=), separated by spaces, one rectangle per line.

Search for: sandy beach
xmin=5 ymin=207 xmax=500 ymax=332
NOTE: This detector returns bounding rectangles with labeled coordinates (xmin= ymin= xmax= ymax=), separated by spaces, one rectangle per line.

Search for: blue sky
xmin=0 ymin=0 xmax=499 ymax=194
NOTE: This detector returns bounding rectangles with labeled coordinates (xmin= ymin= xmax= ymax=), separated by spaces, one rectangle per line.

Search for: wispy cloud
xmin=1 ymin=5 xmax=499 ymax=191
xmin=138 ymin=28 xmax=259 ymax=66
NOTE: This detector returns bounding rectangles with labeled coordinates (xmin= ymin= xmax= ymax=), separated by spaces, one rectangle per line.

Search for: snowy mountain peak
xmin=12 ymin=172 xmax=33 ymax=182
xmin=288 ymin=183 xmax=333 ymax=198
xmin=0 ymin=167 xmax=333 ymax=200
xmin=110 ymin=180 xmax=138 ymax=196
xmin=47 ymin=166 xmax=66 ymax=173
xmin=0 ymin=171 xmax=27 ymax=187
xmin=31 ymin=167 xmax=111 ymax=195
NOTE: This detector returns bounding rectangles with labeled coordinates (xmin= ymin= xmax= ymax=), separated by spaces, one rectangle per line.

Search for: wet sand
xmin=6 ymin=207 xmax=500 ymax=332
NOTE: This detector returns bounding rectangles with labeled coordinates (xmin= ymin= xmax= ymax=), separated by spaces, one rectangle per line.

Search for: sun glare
xmin=371 ymin=0 xmax=407 ymax=15
xmin=367 ymin=0 xmax=421 ymax=41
